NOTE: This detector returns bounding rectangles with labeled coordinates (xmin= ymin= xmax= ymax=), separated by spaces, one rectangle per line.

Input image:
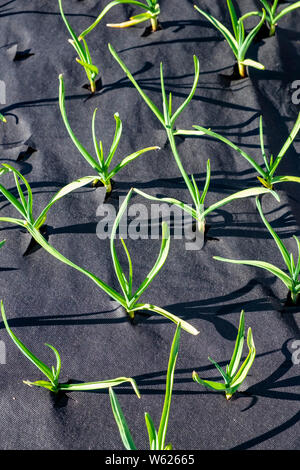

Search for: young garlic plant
xmin=257 ymin=0 xmax=300 ymax=36
xmin=185 ymin=112 xmax=300 ymax=191
xmin=0 ymin=170 xmax=198 ymax=335
xmin=59 ymin=75 xmax=158 ymax=196
xmin=193 ymin=311 xmax=256 ymax=400
xmin=110 ymin=324 xmax=181 ymax=450
xmin=194 ymin=0 xmax=266 ymax=78
xmin=109 ymin=45 xmax=277 ymax=235
xmin=79 ymin=0 xmax=160 ymax=39
xmin=58 ymin=0 xmax=99 ymax=92
xmin=0 ymin=113 xmax=6 ymax=123
xmin=214 ymin=197 xmax=300 ymax=305
xmin=1 ymin=301 xmax=140 ymax=395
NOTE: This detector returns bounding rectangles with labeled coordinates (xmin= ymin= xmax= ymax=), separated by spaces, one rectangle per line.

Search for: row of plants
xmin=0 ymin=0 xmax=299 ymax=450
xmin=57 ymin=0 xmax=300 ymax=92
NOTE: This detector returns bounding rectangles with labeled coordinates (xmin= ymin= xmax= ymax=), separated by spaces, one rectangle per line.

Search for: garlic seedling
xmin=1 ymin=301 xmax=140 ymax=395
xmin=59 ymin=74 xmax=159 ymax=196
xmin=110 ymin=324 xmax=181 ymax=450
xmin=193 ymin=311 xmax=256 ymax=400
xmin=194 ymin=0 xmax=266 ymax=78
xmin=214 ymin=197 xmax=300 ymax=305
xmin=58 ymin=0 xmax=99 ymax=92
xmin=185 ymin=113 xmax=300 ymax=191
xmin=257 ymin=0 xmax=300 ymax=36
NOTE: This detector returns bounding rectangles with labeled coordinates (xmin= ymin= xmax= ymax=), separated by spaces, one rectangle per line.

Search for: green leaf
xmin=214 ymin=256 xmax=293 ymax=290
xmin=271 ymin=175 xmax=300 ymax=185
xmin=274 ymin=2 xmax=300 ymax=23
xmin=131 ymin=222 xmax=170 ymax=304
xmin=80 ymin=1 xmax=150 ymax=38
xmin=239 ymin=9 xmax=266 ymax=60
xmin=92 ymin=108 xmax=104 ymax=168
xmin=109 ymin=387 xmax=137 ymax=450
xmin=58 ymin=0 xmax=86 ymax=59
xmin=0 ymin=179 xmax=28 ymax=219
xmin=110 ymin=189 xmax=134 ymax=301
xmin=60 ymin=377 xmax=140 ymax=397
xmin=270 ymin=112 xmax=300 ymax=177
xmin=108 ymin=146 xmax=159 ymax=179
xmin=107 ymin=12 xmax=152 ymax=28
xmin=105 ymin=113 xmax=123 ymax=169
xmin=203 ymin=186 xmax=279 ymax=219
xmin=76 ymin=58 xmax=99 ymax=75
xmin=230 ymin=327 xmax=256 ymax=389
xmin=2 ymin=164 xmax=34 ymax=220
xmin=256 ymin=197 xmax=292 ymax=273
xmin=208 ymin=356 xmax=230 ymax=385
xmin=194 ymin=5 xmax=238 ymax=57
xmin=34 ymin=176 xmax=96 ymax=228
xmin=24 ymin=380 xmax=55 ymax=391
xmin=134 ymin=303 xmax=199 ymax=336
xmin=227 ymin=0 xmax=239 ymax=39
xmin=157 ymin=324 xmax=181 ymax=450
xmin=59 ymin=75 xmax=102 ymax=174
xmin=0 ymin=113 xmax=6 ymax=123
xmin=145 ymin=413 xmax=159 ymax=450
xmin=170 ymin=56 xmax=200 ymax=127
xmin=199 ymin=159 xmax=211 ymax=205
xmin=108 ymin=44 xmax=165 ymax=126
xmin=133 ymin=188 xmax=197 ymax=220
xmin=239 ymin=59 xmax=265 ymax=70
xmin=0 ymin=239 xmax=6 ymax=249
xmin=192 ymin=371 xmax=228 ymax=391
xmin=192 ymin=125 xmax=267 ymax=178
xmin=227 ymin=310 xmax=245 ymax=378
xmin=1 ymin=301 xmax=55 ymax=385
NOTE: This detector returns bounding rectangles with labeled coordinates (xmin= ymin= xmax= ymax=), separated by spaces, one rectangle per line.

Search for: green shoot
xmin=58 ymin=0 xmax=99 ymax=92
xmin=0 ymin=112 xmax=6 ymax=123
xmin=257 ymin=1 xmax=300 ymax=36
xmin=109 ymin=323 xmax=181 ymax=449
xmin=79 ymin=0 xmax=161 ymax=39
xmin=193 ymin=311 xmax=256 ymax=400
xmin=194 ymin=1 xmax=266 ymax=78
xmin=59 ymin=74 xmax=159 ymax=196
xmin=1 ymin=301 xmax=140 ymax=396
xmin=0 ymin=170 xmax=198 ymax=335
xmin=109 ymin=44 xmax=277 ymax=235
xmin=214 ymin=197 xmax=300 ymax=305
xmin=183 ymin=113 xmax=300 ymax=191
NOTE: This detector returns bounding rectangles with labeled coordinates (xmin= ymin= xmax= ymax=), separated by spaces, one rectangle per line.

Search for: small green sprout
xmin=257 ymin=1 xmax=300 ymax=36
xmin=109 ymin=44 xmax=277 ymax=235
xmin=1 ymin=301 xmax=140 ymax=395
xmin=59 ymin=74 xmax=159 ymax=196
xmin=79 ymin=0 xmax=160 ymax=39
xmin=194 ymin=1 xmax=266 ymax=78
xmin=58 ymin=0 xmax=99 ymax=92
xmin=110 ymin=323 xmax=181 ymax=450
xmin=0 ymin=172 xmax=198 ymax=335
xmin=0 ymin=113 xmax=6 ymax=123
xmin=214 ymin=197 xmax=300 ymax=305
xmin=185 ymin=112 xmax=300 ymax=191
xmin=193 ymin=310 xmax=256 ymax=400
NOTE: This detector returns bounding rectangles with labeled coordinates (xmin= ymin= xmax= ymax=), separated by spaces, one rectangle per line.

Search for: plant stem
xmin=90 ymin=78 xmax=96 ymax=93
xmin=269 ymin=23 xmax=276 ymax=36
xmin=291 ymin=290 xmax=299 ymax=305
xmin=150 ymin=16 xmax=158 ymax=32
xmin=225 ymin=392 xmax=232 ymax=400
xmin=238 ymin=61 xmax=247 ymax=78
